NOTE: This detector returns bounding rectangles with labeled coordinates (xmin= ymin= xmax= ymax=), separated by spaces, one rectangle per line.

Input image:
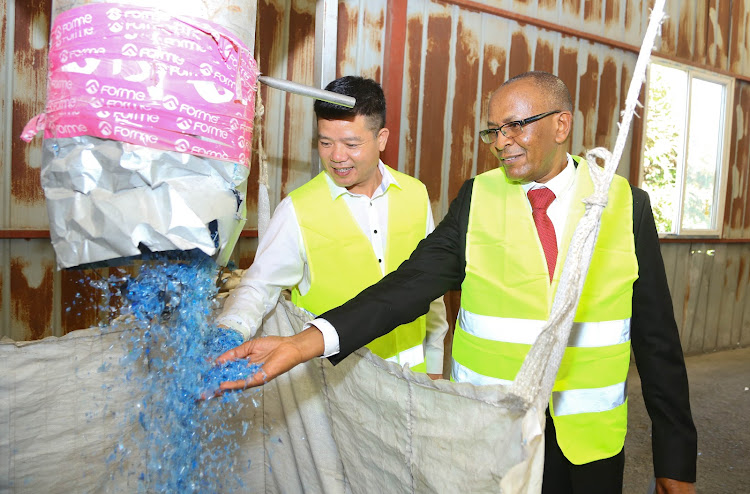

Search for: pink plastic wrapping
xmin=22 ymin=3 xmax=259 ymax=165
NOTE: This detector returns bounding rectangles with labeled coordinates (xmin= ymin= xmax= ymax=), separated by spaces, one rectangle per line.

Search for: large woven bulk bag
xmin=1 ymin=297 xmax=545 ymax=493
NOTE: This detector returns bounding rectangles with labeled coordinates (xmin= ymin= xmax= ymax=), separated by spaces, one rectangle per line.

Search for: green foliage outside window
xmin=642 ymin=68 xmax=680 ymax=233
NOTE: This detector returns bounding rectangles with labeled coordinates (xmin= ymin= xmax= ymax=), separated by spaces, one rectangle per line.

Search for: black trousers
xmin=541 ymin=412 xmax=625 ymax=494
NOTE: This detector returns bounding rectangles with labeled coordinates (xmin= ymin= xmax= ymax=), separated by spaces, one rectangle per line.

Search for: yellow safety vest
xmin=290 ymin=166 xmax=429 ymax=368
xmin=453 ymin=157 xmax=638 ymax=464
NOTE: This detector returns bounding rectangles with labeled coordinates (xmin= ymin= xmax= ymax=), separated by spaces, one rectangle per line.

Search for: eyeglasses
xmin=479 ymin=110 xmax=562 ymax=144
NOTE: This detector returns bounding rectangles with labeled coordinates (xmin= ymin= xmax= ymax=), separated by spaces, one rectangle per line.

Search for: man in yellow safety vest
xmin=218 ymin=71 xmax=697 ymax=494
xmin=216 ymin=76 xmax=448 ymax=379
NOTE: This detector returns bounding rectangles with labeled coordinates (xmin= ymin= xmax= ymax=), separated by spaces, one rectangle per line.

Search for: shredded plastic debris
xmin=94 ymin=256 xmax=260 ymax=492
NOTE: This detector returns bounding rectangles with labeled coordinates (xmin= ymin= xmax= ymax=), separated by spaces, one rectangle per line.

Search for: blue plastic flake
xmin=90 ymin=257 xmax=263 ymax=492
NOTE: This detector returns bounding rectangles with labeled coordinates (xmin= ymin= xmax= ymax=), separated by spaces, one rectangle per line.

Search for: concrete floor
xmin=623 ymin=346 xmax=750 ymax=494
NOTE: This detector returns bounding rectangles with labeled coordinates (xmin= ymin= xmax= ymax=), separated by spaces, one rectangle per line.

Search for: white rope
xmin=510 ymin=0 xmax=667 ymax=410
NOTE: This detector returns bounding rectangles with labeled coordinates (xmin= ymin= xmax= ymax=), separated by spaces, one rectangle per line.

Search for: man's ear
xmin=377 ymin=127 xmax=389 ymax=152
xmin=555 ymin=111 xmax=572 ymax=144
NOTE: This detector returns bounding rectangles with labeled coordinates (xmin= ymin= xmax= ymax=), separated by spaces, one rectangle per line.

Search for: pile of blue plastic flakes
xmin=99 ymin=256 xmax=262 ymax=492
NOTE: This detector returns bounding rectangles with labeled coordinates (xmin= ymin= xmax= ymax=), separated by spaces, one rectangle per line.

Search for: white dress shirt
xmin=217 ymin=161 xmax=449 ymax=374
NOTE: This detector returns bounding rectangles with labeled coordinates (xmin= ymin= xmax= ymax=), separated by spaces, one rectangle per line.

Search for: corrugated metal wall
xmin=2 ymin=0 xmax=59 ymax=341
xmin=2 ymin=0 xmax=750 ymax=353
xmin=662 ymin=242 xmax=750 ymax=354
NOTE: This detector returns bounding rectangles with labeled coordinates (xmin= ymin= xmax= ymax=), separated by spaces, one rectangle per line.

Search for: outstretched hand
xmin=216 ymin=326 xmax=326 ymax=390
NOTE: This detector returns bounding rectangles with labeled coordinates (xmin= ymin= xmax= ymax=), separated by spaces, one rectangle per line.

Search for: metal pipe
xmin=258 ymin=75 xmax=355 ymax=108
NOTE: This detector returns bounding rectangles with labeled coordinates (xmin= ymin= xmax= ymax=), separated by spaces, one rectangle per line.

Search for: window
xmin=639 ymin=59 xmax=734 ymax=236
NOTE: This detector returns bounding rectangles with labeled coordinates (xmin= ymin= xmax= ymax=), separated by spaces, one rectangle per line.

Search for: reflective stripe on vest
xmin=553 ymin=381 xmax=627 ymax=416
xmin=289 ymin=166 xmax=429 ymax=364
xmin=453 ymin=309 xmax=630 ymax=402
xmin=458 ymin=308 xmax=630 ymax=347
xmin=454 ymin=157 xmax=638 ymax=464
xmin=385 ymin=343 xmax=425 ymax=368
xmin=451 ymin=360 xmax=513 ymax=386
xmin=453 ymin=314 xmax=629 ymax=415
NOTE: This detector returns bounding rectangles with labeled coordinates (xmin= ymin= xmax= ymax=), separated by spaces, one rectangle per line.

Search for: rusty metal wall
xmin=3 ymin=0 xmax=750 ymax=350
xmin=1 ymin=0 xmax=7 ymax=339
xmin=2 ymin=0 xmax=58 ymax=341
xmin=725 ymin=80 xmax=750 ymax=238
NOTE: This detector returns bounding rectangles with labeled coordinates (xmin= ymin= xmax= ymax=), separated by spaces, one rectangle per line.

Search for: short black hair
xmin=503 ymin=71 xmax=573 ymax=111
xmin=314 ymin=76 xmax=386 ymax=131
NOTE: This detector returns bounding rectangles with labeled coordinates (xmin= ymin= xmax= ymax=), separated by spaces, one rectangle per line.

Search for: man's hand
xmin=216 ymin=326 xmax=325 ymax=390
xmin=655 ymin=478 xmax=696 ymax=494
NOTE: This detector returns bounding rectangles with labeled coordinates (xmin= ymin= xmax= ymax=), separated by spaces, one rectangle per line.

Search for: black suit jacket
xmin=322 ymin=178 xmax=697 ymax=481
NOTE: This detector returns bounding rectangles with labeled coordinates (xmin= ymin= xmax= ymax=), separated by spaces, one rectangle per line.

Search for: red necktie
xmin=527 ymin=187 xmax=557 ymax=282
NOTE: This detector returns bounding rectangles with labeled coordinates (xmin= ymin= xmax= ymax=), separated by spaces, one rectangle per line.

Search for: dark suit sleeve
xmin=630 ymin=186 xmax=697 ymax=481
xmin=324 ymin=179 xmax=474 ymax=364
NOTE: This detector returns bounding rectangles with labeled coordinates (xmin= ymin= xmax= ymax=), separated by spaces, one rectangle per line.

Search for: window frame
xmin=638 ymin=57 xmax=735 ymax=238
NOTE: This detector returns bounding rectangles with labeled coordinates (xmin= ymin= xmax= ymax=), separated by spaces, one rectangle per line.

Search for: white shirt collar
xmin=323 ymin=160 xmax=400 ymax=200
xmin=521 ymin=154 xmax=576 ymax=197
